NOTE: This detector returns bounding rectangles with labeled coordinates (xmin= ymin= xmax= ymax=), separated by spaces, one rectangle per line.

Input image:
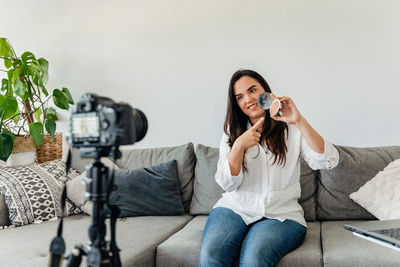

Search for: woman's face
xmin=233 ymin=76 xmax=267 ymax=124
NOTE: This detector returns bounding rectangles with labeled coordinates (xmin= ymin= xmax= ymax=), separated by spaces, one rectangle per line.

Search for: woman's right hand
xmin=234 ymin=117 xmax=264 ymax=150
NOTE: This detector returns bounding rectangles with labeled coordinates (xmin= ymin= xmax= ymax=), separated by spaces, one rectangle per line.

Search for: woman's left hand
xmin=270 ymin=93 xmax=302 ymax=124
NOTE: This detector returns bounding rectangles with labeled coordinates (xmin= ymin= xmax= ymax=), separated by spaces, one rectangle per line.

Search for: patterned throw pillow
xmin=0 ymin=159 xmax=82 ymax=227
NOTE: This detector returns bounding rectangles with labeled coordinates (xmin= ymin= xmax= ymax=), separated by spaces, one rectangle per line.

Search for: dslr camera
xmin=69 ymin=93 xmax=148 ymax=158
xmin=52 ymin=93 xmax=148 ymax=267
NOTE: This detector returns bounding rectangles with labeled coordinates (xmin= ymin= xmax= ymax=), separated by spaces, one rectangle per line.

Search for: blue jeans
xmin=199 ymin=207 xmax=307 ymax=267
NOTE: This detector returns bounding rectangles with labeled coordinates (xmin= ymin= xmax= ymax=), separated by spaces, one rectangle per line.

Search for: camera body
xmin=68 ymin=93 xmax=147 ymax=156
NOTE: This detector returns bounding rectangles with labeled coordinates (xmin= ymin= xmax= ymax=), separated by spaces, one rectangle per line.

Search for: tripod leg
xmin=66 ymin=245 xmax=84 ymax=267
xmin=48 ymin=254 xmax=64 ymax=267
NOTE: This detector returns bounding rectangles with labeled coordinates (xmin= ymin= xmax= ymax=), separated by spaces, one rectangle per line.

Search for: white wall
xmin=1 ymin=0 xmax=399 ymax=148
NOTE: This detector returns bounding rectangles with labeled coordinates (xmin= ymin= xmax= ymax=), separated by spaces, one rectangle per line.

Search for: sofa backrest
xmin=70 ymin=143 xmax=196 ymax=212
xmin=317 ymin=145 xmax=400 ymax=220
xmin=189 ymin=144 xmax=318 ymax=221
xmin=69 ymin=143 xmax=400 ymax=221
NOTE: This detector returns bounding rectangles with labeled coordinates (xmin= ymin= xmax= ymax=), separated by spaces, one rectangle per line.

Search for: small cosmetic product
xmin=257 ymin=92 xmax=282 ymax=116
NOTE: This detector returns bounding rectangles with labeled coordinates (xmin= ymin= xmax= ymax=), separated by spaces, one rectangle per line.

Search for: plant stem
xmin=4 ymin=112 xmax=22 ymax=121
xmin=18 ymin=95 xmax=51 ymax=124
xmin=23 ymin=76 xmax=35 ymax=102
xmin=0 ymin=112 xmax=5 ymax=134
xmin=24 ymin=100 xmax=34 ymax=124
xmin=0 ymin=56 xmax=14 ymax=61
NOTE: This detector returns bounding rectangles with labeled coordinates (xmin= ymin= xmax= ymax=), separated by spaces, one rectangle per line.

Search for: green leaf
xmin=29 ymin=122 xmax=44 ymax=147
xmin=34 ymin=108 xmax=42 ymax=122
xmin=7 ymin=69 xmax=14 ymax=90
xmin=45 ymin=107 xmax=58 ymax=121
xmin=4 ymin=58 xmax=12 ymax=69
xmin=39 ymin=80 xmax=49 ymax=96
xmin=30 ymin=63 xmax=41 ymax=85
xmin=12 ymin=106 xmax=21 ymax=123
xmin=45 ymin=119 xmax=56 ymax=140
xmin=12 ymin=112 xmax=20 ymax=124
xmin=14 ymin=79 xmax=29 ymax=102
xmin=0 ymin=133 xmax=13 ymax=161
xmin=11 ymin=67 xmax=20 ymax=85
xmin=0 ymin=96 xmax=4 ymax=119
xmin=1 ymin=79 xmax=8 ymax=92
xmin=0 ymin=38 xmax=10 ymax=57
xmin=12 ymin=59 xmax=22 ymax=69
xmin=32 ymin=73 xmax=39 ymax=85
xmin=0 ymin=96 xmax=18 ymax=120
xmin=53 ymin=89 xmax=69 ymax=110
xmin=21 ymin=51 xmax=36 ymax=64
xmin=38 ymin=58 xmax=49 ymax=84
xmin=2 ymin=129 xmax=15 ymax=143
xmin=25 ymin=78 xmax=33 ymax=98
xmin=62 ymin=87 xmax=74 ymax=104
xmin=0 ymin=38 xmax=14 ymax=58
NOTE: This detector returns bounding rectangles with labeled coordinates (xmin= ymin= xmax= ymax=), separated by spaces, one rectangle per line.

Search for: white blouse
xmin=213 ymin=123 xmax=339 ymax=227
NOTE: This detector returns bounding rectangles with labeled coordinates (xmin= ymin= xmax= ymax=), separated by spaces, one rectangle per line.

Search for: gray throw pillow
xmin=116 ymin=143 xmax=196 ymax=212
xmin=299 ymin=158 xmax=318 ymax=221
xmin=0 ymin=159 xmax=82 ymax=227
xmin=317 ymin=145 xmax=400 ymax=220
xmin=189 ymin=144 xmax=318 ymax=221
xmin=109 ymin=160 xmax=184 ymax=217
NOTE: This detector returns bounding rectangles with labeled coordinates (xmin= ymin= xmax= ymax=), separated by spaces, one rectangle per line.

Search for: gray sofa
xmin=1 ymin=143 xmax=400 ymax=266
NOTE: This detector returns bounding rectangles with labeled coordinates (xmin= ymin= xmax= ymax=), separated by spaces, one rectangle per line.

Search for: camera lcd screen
xmin=71 ymin=112 xmax=100 ymax=139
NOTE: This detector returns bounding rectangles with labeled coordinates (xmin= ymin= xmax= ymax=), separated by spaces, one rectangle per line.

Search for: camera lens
xmin=132 ymin=108 xmax=148 ymax=142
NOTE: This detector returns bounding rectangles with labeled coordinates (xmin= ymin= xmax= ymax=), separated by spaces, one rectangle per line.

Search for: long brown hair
xmin=223 ymin=69 xmax=288 ymax=167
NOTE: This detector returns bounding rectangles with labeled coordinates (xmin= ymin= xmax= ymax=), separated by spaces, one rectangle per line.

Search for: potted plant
xmin=0 ymin=37 xmax=74 ymax=161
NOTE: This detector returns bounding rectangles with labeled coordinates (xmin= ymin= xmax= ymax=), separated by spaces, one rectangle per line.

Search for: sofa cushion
xmin=317 ymin=145 xmax=400 ymax=220
xmin=109 ymin=160 xmax=184 ymax=217
xmin=0 ymin=195 xmax=9 ymax=227
xmin=156 ymin=216 xmax=322 ymax=267
xmin=0 ymin=214 xmax=193 ymax=266
xmin=189 ymin=145 xmax=223 ymax=215
xmin=0 ymin=159 xmax=82 ymax=227
xmin=189 ymin=144 xmax=318 ymax=221
xmin=276 ymin=221 xmax=322 ymax=267
xmin=321 ymin=220 xmax=400 ymax=266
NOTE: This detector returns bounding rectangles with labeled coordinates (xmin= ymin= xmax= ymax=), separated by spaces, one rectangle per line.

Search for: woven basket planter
xmin=11 ymin=135 xmax=36 ymax=154
xmin=10 ymin=133 xmax=63 ymax=164
xmin=36 ymin=133 xmax=63 ymax=163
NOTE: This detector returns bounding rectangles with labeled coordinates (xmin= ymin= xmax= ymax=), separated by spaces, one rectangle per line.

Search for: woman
xmin=199 ymin=69 xmax=339 ymax=267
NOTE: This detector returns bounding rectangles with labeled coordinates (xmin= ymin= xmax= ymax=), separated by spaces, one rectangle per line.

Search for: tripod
xmin=49 ymin=147 xmax=122 ymax=267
